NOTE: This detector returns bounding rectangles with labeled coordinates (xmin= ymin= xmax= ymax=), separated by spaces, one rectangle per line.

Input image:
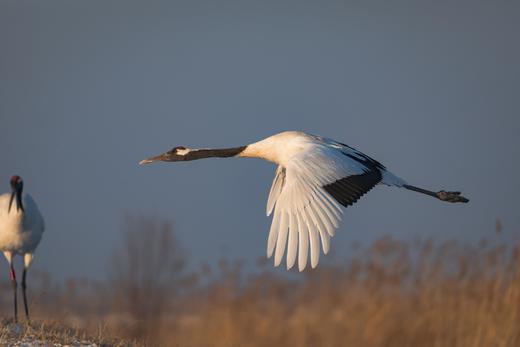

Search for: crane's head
xmin=139 ymin=146 xmax=192 ymax=164
xmin=8 ymin=175 xmax=24 ymax=213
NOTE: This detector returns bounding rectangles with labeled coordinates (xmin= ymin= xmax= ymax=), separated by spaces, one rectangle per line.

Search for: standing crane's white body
xmin=0 ymin=193 xmax=44 ymax=267
xmin=0 ymin=176 xmax=45 ymax=322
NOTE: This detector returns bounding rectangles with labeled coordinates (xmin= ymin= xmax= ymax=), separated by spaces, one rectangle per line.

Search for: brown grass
xmin=170 ymin=236 xmax=520 ymax=347
xmin=1 ymin=216 xmax=518 ymax=347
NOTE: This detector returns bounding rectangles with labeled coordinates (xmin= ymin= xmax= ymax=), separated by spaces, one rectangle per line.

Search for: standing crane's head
xmin=139 ymin=146 xmax=192 ymax=164
xmin=8 ymin=175 xmax=24 ymax=213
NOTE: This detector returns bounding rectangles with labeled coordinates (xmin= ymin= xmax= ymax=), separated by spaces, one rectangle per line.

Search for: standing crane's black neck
xmin=8 ymin=179 xmax=24 ymax=213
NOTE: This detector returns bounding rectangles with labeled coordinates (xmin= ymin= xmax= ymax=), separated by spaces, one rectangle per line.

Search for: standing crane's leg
xmin=9 ymin=265 xmax=18 ymax=322
xmin=21 ymin=267 xmax=29 ymax=320
xmin=8 ymin=264 xmax=18 ymax=323
xmin=22 ymin=254 xmax=34 ymax=321
xmin=3 ymin=252 xmax=18 ymax=322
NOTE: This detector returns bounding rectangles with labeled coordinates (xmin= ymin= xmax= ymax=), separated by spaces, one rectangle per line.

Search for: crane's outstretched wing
xmin=266 ymin=143 xmax=383 ymax=271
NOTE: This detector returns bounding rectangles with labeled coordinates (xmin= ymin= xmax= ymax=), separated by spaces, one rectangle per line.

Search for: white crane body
xmin=0 ymin=176 xmax=45 ymax=322
xmin=140 ymin=131 xmax=468 ymax=272
xmin=0 ymin=193 xmax=44 ymax=262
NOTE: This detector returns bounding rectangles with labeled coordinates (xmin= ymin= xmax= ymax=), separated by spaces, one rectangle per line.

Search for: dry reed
xmin=0 ymin=216 xmax=517 ymax=347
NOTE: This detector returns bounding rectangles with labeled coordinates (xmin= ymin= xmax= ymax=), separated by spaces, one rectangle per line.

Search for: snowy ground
xmin=0 ymin=320 xmax=125 ymax=347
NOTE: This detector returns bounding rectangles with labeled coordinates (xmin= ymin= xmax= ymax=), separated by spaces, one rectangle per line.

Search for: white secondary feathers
xmin=266 ymin=166 xmax=285 ymax=216
xmin=267 ymin=154 xmax=344 ymax=271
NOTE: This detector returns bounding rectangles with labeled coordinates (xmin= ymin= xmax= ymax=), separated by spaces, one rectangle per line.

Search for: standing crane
xmin=0 ymin=176 xmax=45 ymax=322
xmin=140 ymin=131 xmax=468 ymax=271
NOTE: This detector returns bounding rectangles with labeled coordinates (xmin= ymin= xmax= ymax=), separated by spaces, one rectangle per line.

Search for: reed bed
xmin=0 ymin=216 xmax=517 ymax=346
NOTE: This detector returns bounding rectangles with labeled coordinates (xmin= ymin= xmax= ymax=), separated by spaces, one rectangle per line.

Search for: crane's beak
xmin=8 ymin=191 xmax=15 ymax=213
xmin=139 ymin=151 xmax=186 ymax=164
xmin=139 ymin=153 xmax=167 ymax=165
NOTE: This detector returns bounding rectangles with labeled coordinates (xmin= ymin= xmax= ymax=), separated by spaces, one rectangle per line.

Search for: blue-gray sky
xmin=1 ymin=0 xmax=519 ymax=279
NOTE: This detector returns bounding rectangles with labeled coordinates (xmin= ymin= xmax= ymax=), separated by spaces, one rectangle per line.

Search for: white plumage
xmin=140 ymin=131 xmax=468 ymax=272
xmin=0 ymin=194 xmax=45 ymax=259
xmin=239 ymin=132 xmax=405 ymax=271
xmin=0 ymin=176 xmax=45 ymax=321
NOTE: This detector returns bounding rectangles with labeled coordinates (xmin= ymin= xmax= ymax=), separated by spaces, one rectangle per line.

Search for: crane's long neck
xmin=184 ymin=146 xmax=248 ymax=160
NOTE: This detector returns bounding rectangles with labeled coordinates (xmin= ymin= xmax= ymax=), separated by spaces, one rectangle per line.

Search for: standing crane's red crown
xmin=10 ymin=175 xmax=22 ymax=186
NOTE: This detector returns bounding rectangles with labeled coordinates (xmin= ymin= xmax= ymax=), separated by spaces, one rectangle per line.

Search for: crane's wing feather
xmin=266 ymin=166 xmax=285 ymax=216
xmin=323 ymin=169 xmax=382 ymax=207
xmin=266 ymin=143 xmax=383 ymax=271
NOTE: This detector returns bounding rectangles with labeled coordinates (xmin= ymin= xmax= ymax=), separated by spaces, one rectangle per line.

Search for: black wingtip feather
xmin=323 ymin=170 xmax=382 ymax=208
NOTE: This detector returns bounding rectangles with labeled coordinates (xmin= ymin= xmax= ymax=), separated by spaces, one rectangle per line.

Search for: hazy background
xmin=0 ymin=0 xmax=518 ymax=280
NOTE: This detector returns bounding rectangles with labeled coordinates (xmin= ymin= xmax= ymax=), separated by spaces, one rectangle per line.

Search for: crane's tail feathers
xmin=381 ymin=171 xmax=407 ymax=187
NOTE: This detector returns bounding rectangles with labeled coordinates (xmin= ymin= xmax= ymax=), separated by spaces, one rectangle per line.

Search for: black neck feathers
xmin=185 ymin=146 xmax=247 ymax=160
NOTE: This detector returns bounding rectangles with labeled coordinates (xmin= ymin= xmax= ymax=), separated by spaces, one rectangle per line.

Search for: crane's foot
xmin=436 ymin=190 xmax=469 ymax=203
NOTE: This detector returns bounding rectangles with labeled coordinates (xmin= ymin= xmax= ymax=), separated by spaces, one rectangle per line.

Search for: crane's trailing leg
xmin=403 ymin=184 xmax=469 ymax=203
xmin=9 ymin=264 xmax=18 ymax=323
xmin=22 ymin=267 xmax=29 ymax=320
